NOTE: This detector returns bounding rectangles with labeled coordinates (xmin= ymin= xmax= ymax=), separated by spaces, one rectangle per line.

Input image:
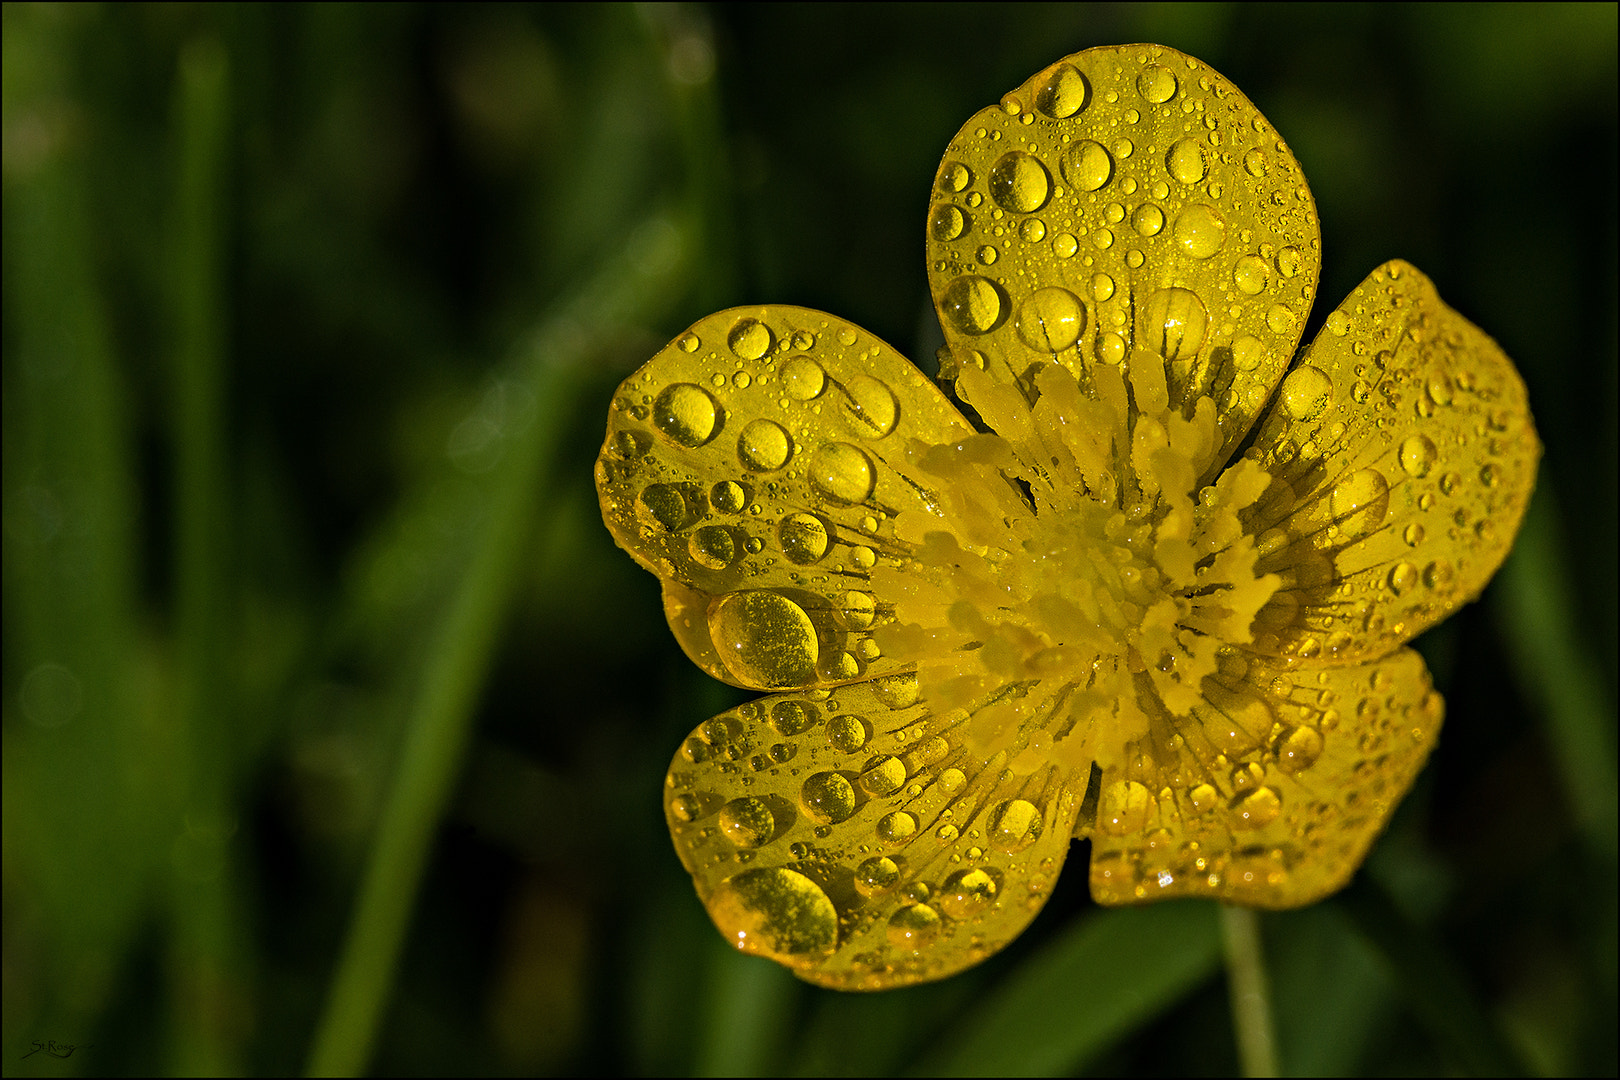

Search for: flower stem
xmin=1220 ymin=904 xmax=1278 ymax=1078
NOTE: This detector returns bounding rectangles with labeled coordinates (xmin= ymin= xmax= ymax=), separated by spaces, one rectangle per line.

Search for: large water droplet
xmin=738 ymin=418 xmax=792 ymax=472
xmin=842 ymin=375 xmax=899 ymax=438
xmin=1142 ymin=287 xmax=1208 ymax=361
xmin=1235 ymin=255 xmax=1270 ymax=296
xmin=719 ymin=797 xmax=776 ymax=847
xmin=1131 ymin=203 xmax=1165 ymax=236
xmin=728 ymin=318 xmax=773 ymax=361
xmin=771 ymin=699 xmax=820 ymax=736
xmin=780 ymin=355 xmax=826 ymax=400
xmin=1137 ymin=64 xmax=1178 ymax=104
xmin=708 ymin=591 xmax=819 ymax=688
xmin=1273 ymin=725 xmax=1323 ymax=774
xmin=688 ymin=526 xmax=737 ymax=570
xmin=988 ymin=151 xmax=1051 ymax=213
xmin=887 ymin=903 xmax=942 ymax=948
xmin=652 ymin=383 xmax=719 ymax=447
xmin=1035 ymin=61 xmax=1088 ymax=117
xmin=859 ymin=755 xmax=907 ymax=796
xmin=1100 ymin=780 xmax=1154 ymax=835
xmin=872 ymin=673 xmax=920 ymax=709
xmin=801 ymin=771 xmax=856 ymax=824
xmin=854 ymin=855 xmax=901 ymax=898
xmin=940 ymin=275 xmax=1005 ymax=335
xmin=987 ymin=798 xmax=1044 ymax=852
xmin=1280 ymin=365 xmax=1333 ymax=421
xmin=1232 ymin=336 xmax=1265 ymax=371
xmin=1399 ymin=434 xmax=1437 ymax=478
xmin=939 ymin=161 xmax=971 ymax=193
xmin=711 ymin=867 xmax=838 ymax=960
xmin=938 ymin=867 xmax=1000 ymax=919
xmin=778 ymin=513 xmax=830 ymax=564
xmin=1232 ymin=786 xmax=1282 ymax=829
xmin=826 ymin=714 xmax=868 ymax=753
xmin=1166 ymin=138 xmax=1206 ymax=184
xmin=809 ymin=443 xmax=876 ymax=504
xmin=1173 ymin=204 xmax=1226 ymax=259
xmin=1015 ymin=287 xmax=1085 ymax=353
xmin=929 ymin=202 xmax=966 ymax=242
xmin=876 ymin=810 xmax=917 ymax=844
xmin=1060 ymin=139 xmax=1113 ymax=191
xmin=710 ymin=479 xmax=747 ymax=513
xmin=1389 ymin=562 xmax=1419 ymax=596
xmin=1329 ymin=468 xmax=1390 ymax=537
xmin=837 ymin=591 xmax=877 ymax=631
xmin=637 ymin=483 xmax=694 ymax=531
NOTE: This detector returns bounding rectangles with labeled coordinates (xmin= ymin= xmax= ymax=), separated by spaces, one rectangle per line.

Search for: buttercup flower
xmin=595 ymin=45 xmax=1538 ymax=990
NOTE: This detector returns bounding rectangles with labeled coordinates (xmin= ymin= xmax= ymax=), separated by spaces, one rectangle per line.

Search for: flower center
xmin=874 ymin=356 xmax=1281 ymax=775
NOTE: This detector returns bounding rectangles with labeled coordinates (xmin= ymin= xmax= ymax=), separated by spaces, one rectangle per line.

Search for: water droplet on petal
xmin=708 ymin=591 xmax=819 ymax=687
xmin=859 ymin=755 xmax=907 ymax=796
xmin=809 ymin=442 xmax=876 ymax=504
xmin=989 ymin=151 xmax=1051 ymax=213
xmin=987 ymin=798 xmax=1044 ymax=852
xmin=1091 ymin=273 xmax=1115 ymax=302
xmin=887 ymin=903 xmax=942 ymax=947
xmin=842 ymin=375 xmax=899 ymax=438
xmin=1276 ymin=246 xmax=1302 ymax=278
xmin=1015 ymin=287 xmax=1085 ymax=353
xmin=1280 ymin=365 xmax=1333 ymax=420
xmin=778 ymin=513 xmax=830 ymax=564
xmin=1330 ymin=469 xmax=1390 ymax=538
xmin=689 ymin=526 xmax=737 ymax=569
xmin=940 ymin=275 xmax=1005 ymax=335
xmin=653 ymin=383 xmax=719 ymax=447
xmin=1060 ymin=139 xmax=1113 ymax=191
xmin=1235 ymin=255 xmax=1269 ymax=295
xmin=1131 ymin=203 xmax=1166 ymax=236
xmin=1166 ymin=138 xmax=1206 ymax=184
xmin=1273 ymin=726 xmax=1323 ymax=773
xmin=728 ymin=318 xmax=774 ymax=361
xmin=930 ymin=203 xmax=966 ymax=242
xmin=1232 ymin=786 xmax=1282 ymax=829
xmin=854 ymin=855 xmax=900 ymax=897
xmin=826 ymin=714 xmax=869 ymax=753
xmin=677 ymin=332 xmax=700 ymax=353
xmin=938 ymin=867 xmax=1000 ymax=919
xmin=801 ymin=771 xmax=856 ymax=824
xmin=637 ymin=483 xmax=694 ymax=531
xmin=877 ymin=810 xmax=917 ymax=844
xmin=738 ymin=418 xmax=792 ymax=472
xmin=1143 ymin=287 xmax=1208 ymax=361
xmin=1019 ymin=218 xmax=1046 ymax=242
xmin=1035 ymin=61 xmax=1088 ymax=118
xmin=781 ymin=355 xmax=826 ymax=400
xmin=872 ymin=673 xmax=920 ymax=709
xmin=771 ymin=699 xmax=820 ymax=736
xmin=1243 ymin=148 xmax=1269 ymax=176
xmin=710 ymin=479 xmax=747 ymax=513
xmin=1173 ymin=204 xmax=1226 ymax=259
xmin=939 ymin=161 xmax=971 ymax=193
xmin=1100 ymin=780 xmax=1154 ymax=835
xmin=1400 ymin=434 xmax=1438 ymax=478
xmin=1389 ymin=562 xmax=1420 ymax=596
xmin=1137 ymin=64 xmax=1178 ymax=103
xmin=1232 ymin=335 xmax=1265 ymax=371
xmin=711 ymin=868 xmax=837 ymax=960
xmin=719 ymin=797 xmax=776 ymax=847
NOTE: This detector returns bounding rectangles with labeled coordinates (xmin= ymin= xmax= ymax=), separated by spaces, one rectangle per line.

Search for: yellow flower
xmin=594 ymin=45 xmax=1538 ymax=990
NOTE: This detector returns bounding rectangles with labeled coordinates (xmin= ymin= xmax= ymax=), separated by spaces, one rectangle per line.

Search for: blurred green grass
xmin=3 ymin=4 xmax=1614 ymax=1076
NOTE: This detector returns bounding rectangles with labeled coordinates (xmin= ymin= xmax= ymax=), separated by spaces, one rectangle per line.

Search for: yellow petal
xmin=926 ymin=45 xmax=1320 ymax=473
xmin=1086 ymin=647 xmax=1442 ymax=907
xmin=665 ymin=673 xmax=1084 ymax=989
xmin=1242 ymin=261 xmax=1541 ymax=664
xmin=596 ymin=307 xmax=973 ymax=690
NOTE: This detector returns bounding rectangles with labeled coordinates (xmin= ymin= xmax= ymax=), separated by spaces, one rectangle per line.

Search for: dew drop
xmin=1404 ymin=523 xmax=1425 ymax=546
xmin=1137 ymin=64 xmax=1178 ymax=103
xmin=939 ymin=161 xmax=970 ymax=193
xmin=1166 ymin=138 xmax=1206 ymax=184
xmin=1015 ymin=287 xmax=1085 ymax=353
xmin=1143 ymin=287 xmax=1208 ymax=361
xmin=1231 ymin=335 xmax=1265 ymax=371
xmin=781 ymin=355 xmax=827 ymax=400
xmin=1060 ymin=140 xmax=1114 ymax=192
xmin=938 ymin=868 xmax=1000 ymax=919
xmin=711 ymin=479 xmax=747 ymax=513
xmin=728 ymin=318 xmax=773 ymax=361
xmin=887 ymin=903 xmax=942 ymax=948
xmin=1400 ymin=434 xmax=1438 ymax=478
xmin=838 ymin=375 xmax=900 ymax=439
xmin=711 ymin=868 xmax=837 ymax=960
xmin=1173 ymin=204 xmax=1226 ymax=259
xmin=708 ymin=591 xmax=819 ymax=688
xmin=1100 ymin=780 xmax=1154 ymax=836
xmin=1329 ymin=468 xmax=1390 ymax=537
xmin=872 ymin=673 xmax=920 ymax=709
xmin=837 ymin=590 xmax=877 ymax=630
xmin=1280 ymin=365 xmax=1332 ymax=420
xmin=1053 ymin=232 xmax=1079 ymax=258
xmin=1243 ymin=148 xmax=1269 ymax=177
xmin=652 ymin=383 xmax=719 ymax=447
xmin=1267 ymin=304 xmax=1297 ymax=334
xmin=1091 ymin=273 xmax=1115 ymax=302
xmin=1234 ymin=254 xmax=1270 ymax=295
xmin=1276 ymin=246 xmax=1302 ymax=278
xmin=1326 ymin=311 xmax=1350 ymax=336
xmin=1035 ymin=61 xmax=1088 ymax=118
xmin=670 ymin=792 xmax=701 ymax=822
xmin=877 ymin=810 xmax=917 ymax=844
xmin=677 ymin=332 xmax=700 ymax=353
xmin=719 ymin=797 xmax=776 ymax=847
xmin=859 ymin=755 xmax=907 ymax=796
xmin=689 ymin=526 xmax=737 ymax=569
xmin=771 ymin=699 xmax=820 ymax=736
xmin=1098 ymin=332 xmax=1127 ymax=364
xmin=1132 ymin=203 xmax=1166 ymax=236
xmin=738 ymin=418 xmax=792 ymax=472
xmin=988 ymin=151 xmax=1052 ymax=214
xmin=809 ymin=442 xmax=876 ymax=504
xmin=854 ymin=855 xmax=900 ymax=897
xmin=778 ymin=513 xmax=830 ymax=564
xmin=826 ymin=714 xmax=869 ymax=754
xmin=1273 ymin=725 xmax=1323 ymax=774
xmin=800 ymin=771 xmax=856 ymax=824
xmin=987 ymin=798 xmax=1044 ymax=852
xmin=929 ymin=203 xmax=966 ymax=242
xmin=1019 ymin=218 xmax=1047 ymax=243
xmin=637 ymin=483 xmax=694 ymax=531
xmin=1232 ymin=786 xmax=1282 ymax=829
xmin=940 ymin=275 xmax=1005 ymax=335
xmin=1424 ymin=560 xmax=1455 ymax=590
xmin=1389 ymin=562 xmax=1419 ymax=596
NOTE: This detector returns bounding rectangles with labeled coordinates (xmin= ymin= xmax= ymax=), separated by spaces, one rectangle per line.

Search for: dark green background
xmin=4 ymin=4 xmax=1615 ymax=1076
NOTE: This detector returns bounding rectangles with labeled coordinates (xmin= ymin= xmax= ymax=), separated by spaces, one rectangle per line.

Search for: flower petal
xmin=1241 ymin=261 xmax=1540 ymax=664
xmin=596 ymin=307 xmax=973 ymax=690
xmin=926 ymin=44 xmax=1320 ymax=472
xmin=665 ymin=673 xmax=1084 ymax=989
xmin=1085 ymin=647 xmax=1442 ymax=908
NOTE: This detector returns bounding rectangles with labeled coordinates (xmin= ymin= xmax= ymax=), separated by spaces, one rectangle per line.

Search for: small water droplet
xmin=670 ymin=792 xmax=701 ymax=822
xmin=1131 ymin=203 xmax=1165 ymax=236
xmin=708 ymin=591 xmax=820 ymax=687
xmin=677 ymin=332 xmax=700 ymax=353
xmin=778 ymin=513 xmax=830 ymax=564
xmin=1053 ymin=232 xmax=1079 ymax=258
xmin=1231 ymin=335 xmax=1265 ymax=371
xmin=1404 ymin=523 xmax=1425 ymax=546
xmin=859 ymin=755 xmax=907 ymax=796
xmin=1326 ymin=311 xmax=1350 ymax=336
xmin=1091 ymin=273 xmax=1115 ymax=302
xmin=838 ymin=590 xmax=877 ymax=630
xmin=688 ymin=526 xmax=737 ymax=570
xmin=711 ymin=479 xmax=747 ymax=513
xmin=1234 ymin=254 xmax=1269 ymax=295
xmin=1243 ymin=148 xmax=1269 ymax=176
xmin=1276 ymin=246 xmax=1302 ymax=278
xmin=1389 ymin=562 xmax=1419 ymax=596
xmin=652 ymin=383 xmax=719 ymax=447
xmin=988 ymin=150 xmax=1052 ymax=214
xmin=1399 ymin=434 xmax=1437 ymax=478
xmin=872 ymin=673 xmax=920 ymax=709
xmin=929 ymin=203 xmax=966 ymax=242
xmin=887 ymin=903 xmax=942 ymax=948
xmin=801 ymin=771 xmax=856 ymax=824
xmin=987 ymin=798 xmax=1044 ymax=852
xmin=826 ymin=714 xmax=869 ymax=753
xmin=637 ymin=483 xmax=694 ymax=531
xmin=854 ymin=855 xmax=900 ymax=897
xmin=1424 ymin=560 xmax=1455 ymax=590
xmin=1274 ymin=725 xmax=1323 ymax=773
xmin=1232 ymin=786 xmax=1281 ymax=829
xmin=1100 ymin=780 xmax=1154 ymax=835
xmin=939 ymin=161 xmax=970 ymax=193
xmin=771 ymin=699 xmax=820 ymax=736
xmin=1267 ymin=304 xmax=1297 ymax=334
xmin=976 ymin=244 xmax=998 ymax=265
xmin=1329 ymin=468 xmax=1390 ymax=537
xmin=1019 ymin=218 xmax=1047 ymax=243
xmin=876 ymin=810 xmax=917 ymax=844
xmin=1098 ymin=332 xmax=1127 ymax=364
